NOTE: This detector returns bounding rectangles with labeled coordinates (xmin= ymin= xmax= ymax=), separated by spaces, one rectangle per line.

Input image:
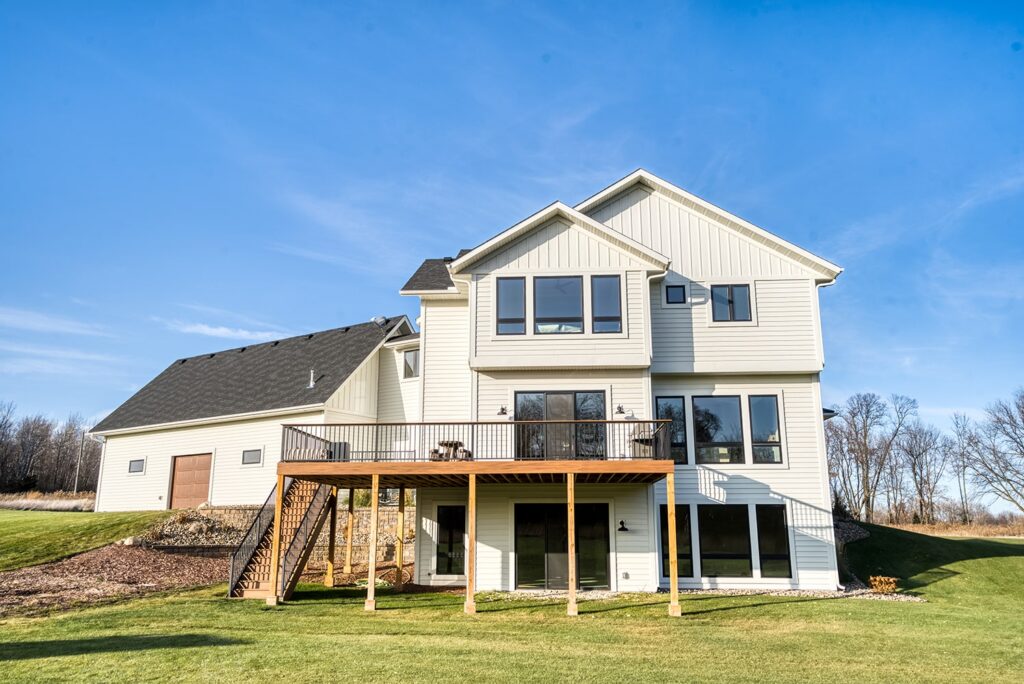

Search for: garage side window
xmin=127 ymin=458 xmax=145 ymax=474
xmin=241 ymin=449 xmax=262 ymax=465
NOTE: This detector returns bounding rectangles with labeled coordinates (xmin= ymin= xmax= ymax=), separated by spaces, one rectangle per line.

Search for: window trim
xmin=488 ymin=272 xmax=630 ymax=340
xmin=533 ymin=275 xmax=585 ymax=335
xmin=661 ymin=282 xmax=690 ymax=309
xmin=655 ymin=396 xmax=688 ymax=464
xmin=707 ymin=281 xmax=757 ymax=327
xmin=755 ymin=504 xmax=793 ymax=579
xmin=749 ymin=395 xmax=783 ymax=464
xmin=590 ymin=274 xmax=622 ymax=334
xmin=692 ymin=395 xmax=746 ymax=465
xmin=241 ymin=448 xmax=263 ymax=466
xmin=127 ymin=458 xmax=146 ymax=475
xmin=495 ymin=276 xmax=527 ymax=336
xmin=402 ymin=348 xmax=420 ymax=379
xmin=697 ymin=504 xmax=754 ymax=578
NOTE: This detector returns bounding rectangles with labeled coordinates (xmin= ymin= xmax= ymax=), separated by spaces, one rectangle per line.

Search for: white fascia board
xmin=90 ymin=404 xmax=326 ymax=437
xmin=576 ymin=169 xmax=843 ymax=282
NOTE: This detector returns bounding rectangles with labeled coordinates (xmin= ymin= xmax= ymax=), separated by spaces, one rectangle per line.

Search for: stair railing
xmin=278 ymin=482 xmax=333 ymax=598
xmin=228 ymin=478 xmax=291 ymax=597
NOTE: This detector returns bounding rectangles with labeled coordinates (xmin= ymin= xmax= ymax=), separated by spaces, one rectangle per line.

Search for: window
xmin=403 ymin=349 xmax=420 ymax=379
xmin=514 ymin=391 xmax=606 ymax=459
xmin=436 ymin=505 xmax=465 ymax=575
xmin=659 ymin=504 xmax=694 ymax=577
xmin=698 ymin=505 xmax=752 ymax=577
xmin=534 ymin=276 xmax=583 ymax=334
xmin=591 ymin=275 xmax=622 ymax=333
xmin=655 ymin=397 xmax=687 ymax=463
xmin=693 ymin=396 xmax=744 ymax=463
xmin=711 ymin=284 xmax=752 ymax=322
xmin=127 ymin=459 xmax=145 ymax=474
xmin=496 ymin=277 xmax=526 ymax=335
xmin=749 ymin=395 xmax=782 ymax=463
xmin=756 ymin=505 xmax=792 ymax=578
xmin=665 ymin=284 xmax=687 ymax=304
xmin=241 ymin=449 xmax=262 ymax=465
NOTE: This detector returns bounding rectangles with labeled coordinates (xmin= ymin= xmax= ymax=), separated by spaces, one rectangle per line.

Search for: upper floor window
xmin=655 ymin=396 xmax=687 ymax=463
xmin=665 ymin=284 xmax=687 ymax=305
xmin=591 ymin=275 xmax=621 ymax=333
xmin=127 ymin=458 xmax=145 ymax=474
xmin=241 ymin=449 xmax=263 ymax=465
xmin=534 ymin=276 xmax=583 ymax=334
xmin=711 ymin=284 xmax=751 ymax=322
xmin=403 ymin=349 xmax=420 ymax=379
xmin=693 ymin=396 xmax=744 ymax=464
xmin=749 ymin=395 xmax=782 ymax=463
xmin=496 ymin=277 xmax=526 ymax=335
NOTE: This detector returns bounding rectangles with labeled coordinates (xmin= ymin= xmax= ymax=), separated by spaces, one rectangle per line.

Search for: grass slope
xmin=0 ymin=524 xmax=1021 ymax=683
xmin=0 ymin=509 xmax=169 ymax=571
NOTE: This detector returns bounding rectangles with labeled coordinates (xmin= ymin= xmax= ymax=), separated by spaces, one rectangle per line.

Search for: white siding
xmin=376 ymin=347 xmax=420 ymax=422
xmin=416 ymin=484 xmax=656 ymax=592
xmin=650 ymin=279 xmax=820 ymax=373
xmin=476 ymin=369 xmax=649 ymax=421
xmin=421 ymin=299 xmax=472 ymax=420
xmin=324 ymin=353 xmax=379 ymax=422
xmin=650 ymin=373 xmax=838 ymax=589
xmin=474 ymin=217 xmax=649 ymax=272
xmin=96 ymin=410 xmax=323 ymax=511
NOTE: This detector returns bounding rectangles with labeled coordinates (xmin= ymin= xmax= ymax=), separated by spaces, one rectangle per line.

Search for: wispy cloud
xmin=0 ymin=306 xmax=110 ymax=337
xmin=152 ymin=317 xmax=286 ymax=342
xmin=177 ymin=304 xmax=288 ymax=332
xmin=0 ymin=341 xmax=117 ymax=363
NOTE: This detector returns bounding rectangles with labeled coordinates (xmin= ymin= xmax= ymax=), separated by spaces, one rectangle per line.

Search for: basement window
xmin=127 ymin=459 xmax=145 ymax=474
xmin=241 ymin=449 xmax=263 ymax=466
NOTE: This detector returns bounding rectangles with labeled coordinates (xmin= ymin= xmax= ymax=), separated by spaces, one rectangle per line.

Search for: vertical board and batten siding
xmin=416 ymin=484 xmax=656 ymax=592
xmin=476 ymin=369 xmax=649 ymax=421
xmin=649 ymin=279 xmax=820 ymax=373
xmin=96 ymin=411 xmax=324 ymax=511
xmin=421 ymin=299 xmax=472 ymax=420
xmin=323 ymin=352 xmax=379 ymax=422
xmin=376 ymin=347 xmax=421 ymax=422
xmin=650 ymin=373 xmax=838 ymax=589
xmin=473 ymin=218 xmax=650 ymax=272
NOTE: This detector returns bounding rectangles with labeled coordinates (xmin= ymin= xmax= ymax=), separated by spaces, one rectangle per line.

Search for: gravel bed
xmin=498 ymin=583 xmax=922 ymax=603
xmin=834 ymin=519 xmax=871 ymax=544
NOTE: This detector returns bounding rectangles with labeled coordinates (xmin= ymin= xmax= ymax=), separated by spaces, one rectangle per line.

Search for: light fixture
xmin=618 ymin=520 xmax=629 ymax=532
xmin=497 ymin=406 xmax=508 ymax=416
xmin=615 ymin=405 xmax=625 ymax=415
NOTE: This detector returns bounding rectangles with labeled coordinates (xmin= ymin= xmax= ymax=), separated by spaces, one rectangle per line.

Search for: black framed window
xmin=749 ymin=395 xmax=782 ymax=463
xmin=591 ymin=275 xmax=622 ymax=333
xmin=693 ymin=396 xmax=744 ymax=463
xmin=698 ymin=505 xmax=752 ymax=577
xmin=655 ymin=397 xmax=687 ymax=463
xmin=496 ymin=277 xmax=526 ymax=335
xmin=241 ymin=449 xmax=262 ymax=465
xmin=534 ymin=276 xmax=583 ymax=334
xmin=665 ymin=284 xmax=687 ymax=304
xmin=403 ymin=349 xmax=420 ymax=379
xmin=514 ymin=391 xmax=606 ymax=459
xmin=436 ymin=504 xmax=466 ymax=575
xmin=659 ymin=504 xmax=694 ymax=577
xmin=711 ymin=284 xmax=752 ymax=322
xmin=756 ymin=505 xmax=792 ymax=578
xmin=128 ymin=459 xmax=145 ymax=474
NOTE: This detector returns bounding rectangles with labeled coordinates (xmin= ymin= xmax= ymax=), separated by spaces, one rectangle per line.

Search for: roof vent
xmin=371 ymin=315 xmax=388 ymax=329
xmin=208 ymin=354 xmax=215 ymax=359
xmin=443 ymin=256 xmax=453 ymax=263
xmin=308 ymin=369 xmax=316 ymax=389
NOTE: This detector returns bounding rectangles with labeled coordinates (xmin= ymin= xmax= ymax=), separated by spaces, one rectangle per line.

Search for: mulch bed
xmin=0 ymin=545 xmax=227 ymax=617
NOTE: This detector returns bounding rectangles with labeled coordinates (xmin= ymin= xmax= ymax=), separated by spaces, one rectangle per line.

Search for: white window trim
xmin=240 ymin=447 xmax=264 ymax=467
xmin=431 ymin=500 xmax=468 ymax=580
xmin=401 ymin=348 xmax=421 ymax=381
xmin=127 ymin=457 xmax=147 ymax=475
xmin=704 ymin=279 xmax=759 ymax=328
xmin=489 ymin=271 xmax=630 ymax=341
xmin=660 ymin=279 xmax=692 ymax=309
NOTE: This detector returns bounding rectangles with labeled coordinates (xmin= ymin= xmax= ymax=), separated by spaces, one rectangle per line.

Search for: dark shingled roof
xmin=92 ymin=317 xmax=406 ymax=433
xmin=400 ymin=250 xmax=471 ymax=292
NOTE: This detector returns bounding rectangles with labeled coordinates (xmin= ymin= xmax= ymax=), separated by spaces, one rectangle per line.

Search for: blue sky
xmin=1 ymin=1 xmax=1022 ymax=431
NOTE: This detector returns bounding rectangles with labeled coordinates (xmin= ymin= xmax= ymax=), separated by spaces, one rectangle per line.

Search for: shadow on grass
xmin=0 ymin=634 xmax=247 ymax=662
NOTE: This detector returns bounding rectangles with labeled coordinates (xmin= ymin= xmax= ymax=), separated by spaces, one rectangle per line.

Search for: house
xmin=91 ymin=169 xmax=842 ymax=615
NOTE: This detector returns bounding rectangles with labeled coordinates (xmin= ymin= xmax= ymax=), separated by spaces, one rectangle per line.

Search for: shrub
xmin=869 ymin=575 xmax=898 ymax=593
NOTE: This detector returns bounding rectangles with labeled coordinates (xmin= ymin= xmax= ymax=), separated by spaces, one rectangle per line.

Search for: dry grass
xmin=0 ymin=491 xmax=97 ymax=511
xmin=894 ymin=522 xmax=1024 ymax=538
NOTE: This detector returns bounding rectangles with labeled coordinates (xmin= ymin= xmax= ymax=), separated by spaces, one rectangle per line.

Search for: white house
xmin=92 ymin=169 xmax=842 ymax=609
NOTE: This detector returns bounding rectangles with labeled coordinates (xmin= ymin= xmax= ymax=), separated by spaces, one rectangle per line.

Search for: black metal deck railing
xmin=278 ymin=482 xmax=332 ymax=597
xmin=228 ymin=479 xmax=289 ymax=597
xmin=281 ymin=420 xmax=671 ymax=463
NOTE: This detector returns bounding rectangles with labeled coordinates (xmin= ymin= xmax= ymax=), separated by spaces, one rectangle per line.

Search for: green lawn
xmin=0 ymin=523 xmax=1022 ymax=682
xmin=0 ymin=509 xmax=169 ymax=571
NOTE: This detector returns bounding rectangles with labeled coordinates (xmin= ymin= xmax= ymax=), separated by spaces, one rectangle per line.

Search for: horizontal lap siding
xmin=377 ymin=348 xmax=420 ymax=422
xmin=422 ymin=300 xmax=471 ymax=420
xmin=97 ymin=411 xmax=323 ymax=511
xmin=477 ymin=369 xmax=648 ymax=421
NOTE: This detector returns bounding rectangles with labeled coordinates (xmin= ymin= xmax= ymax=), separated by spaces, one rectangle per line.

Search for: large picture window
xmin=496 ymin=277 xmax=526 ymax=335
xmin=693 ymin=396 xmax=744 ymax=464
xmin=436 ymin=505 xmax=465 ymax=575
xmin=756 ymin=505 xmax=792 ymax=578
xmin=711 ymin=284 xmax=752 ymax=322
xmin=590 ymin=275 xmax=622 ymax=333
xmin=534 ymin=276 xmax=583 ymax=334
xmin=659 ymin=504 xmax=694 ymax=577
xmin=749 ymin=395 xmax=782 ymax=463
xmin=698 ymin=505 xmax=752 ymax=577
xmin=655 ymin=397 xmax=687 ymax=463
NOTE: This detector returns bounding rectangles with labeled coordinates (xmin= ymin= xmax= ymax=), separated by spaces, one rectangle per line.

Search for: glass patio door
xmin=514 ymin=391 xmax=606 ymax=459
xmin=514 ymin=503 xmax=610 ymax=590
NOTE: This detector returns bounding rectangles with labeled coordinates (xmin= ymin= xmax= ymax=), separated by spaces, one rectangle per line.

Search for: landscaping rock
xmin=141 ymin=510 xmax=244 ymax=547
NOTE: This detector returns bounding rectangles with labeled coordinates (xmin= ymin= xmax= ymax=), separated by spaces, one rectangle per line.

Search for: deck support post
xmin=342 ymin=487 xmax=355 ymax=575
xmin=395 ymin=485 xmax=405 ymax=592
xmin=666 ymin=471 xmax=681 ymax=617
xmin=464 ymin=474 xmax=477 ymax=614
xmin=266 ymin=473 xmax=286 ymax=606
xmin=325 ymin=486 xmax=338 ymax=587
xmin=566 ymin=472 xmax=578 ymax=616
xmin=365 ymin=475 xmax=380 ymax=611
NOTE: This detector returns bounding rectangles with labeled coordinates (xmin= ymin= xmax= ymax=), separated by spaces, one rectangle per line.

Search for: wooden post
xmin=464 ymin=473 xmax=477 ymax=614
xmin=325 ymin=486 xmax=338 ymax=587
xmin=566 ymin=472 xmax=578 ymax=616
xmin=343 ymin=487 xmax=355 ymax=575
xmin=266 ymin=473 xmax=286 ymax=606
xmin=666 ymin=472 xmax=681 ymax=617
xmin=395 ymin=485 xmax=405 ymax=592
xmin=365 ymin=475 xmax=380 ymax=611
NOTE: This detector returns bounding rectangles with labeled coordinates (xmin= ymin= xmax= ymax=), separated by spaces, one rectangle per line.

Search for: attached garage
xmin=169 ymin=454 xmax=212 ymax=508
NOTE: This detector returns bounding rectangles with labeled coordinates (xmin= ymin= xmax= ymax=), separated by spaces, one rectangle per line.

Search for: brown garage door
xmin=170 ymin=454 xmax=212 ymax=509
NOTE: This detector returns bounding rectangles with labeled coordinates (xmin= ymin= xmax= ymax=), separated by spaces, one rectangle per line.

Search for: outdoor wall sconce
xmin=618 ymin=520 xmax=629 ymax=532
xmin=615 ymin=405 xmax=625 ymax=415
xmin=497 ymin=406 xmax=507 ymax=416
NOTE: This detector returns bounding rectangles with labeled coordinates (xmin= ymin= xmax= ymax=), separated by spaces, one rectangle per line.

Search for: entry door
xmin=514 ymin=503 xmax=610 ymax=589
xmin=170 ymin=454 xmax=212 ymax=509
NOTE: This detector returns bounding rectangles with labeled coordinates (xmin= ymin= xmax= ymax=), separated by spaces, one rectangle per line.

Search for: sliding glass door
xmin=514 ymin=503 xmax=610 ymax=590
xmin=514 ymin=391 xmax=606 ymax=459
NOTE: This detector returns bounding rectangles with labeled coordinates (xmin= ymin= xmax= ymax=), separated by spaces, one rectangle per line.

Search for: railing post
xmin=266 ymin=473 xmax=286 ymax=606
xmin=325 ymin=486 xmax=338 ymax=588
xmin=364 ymin=474 xmax=380 ymax=611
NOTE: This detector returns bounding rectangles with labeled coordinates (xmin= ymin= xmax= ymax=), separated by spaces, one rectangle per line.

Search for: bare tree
xmin=950 ymin=413 xmax=976 ymax=523
xmin=970 ymin=390 xmax=1024 ymax=515
xmin=0 ymin=401 xmax=17 ymax=490
xmin=826 ymin=415 xmax=860 ymax=517
xmin=898 ymin=421 xmax=949 ymax=524
xmin=881 ymin=445 xmax=912 ymax=524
